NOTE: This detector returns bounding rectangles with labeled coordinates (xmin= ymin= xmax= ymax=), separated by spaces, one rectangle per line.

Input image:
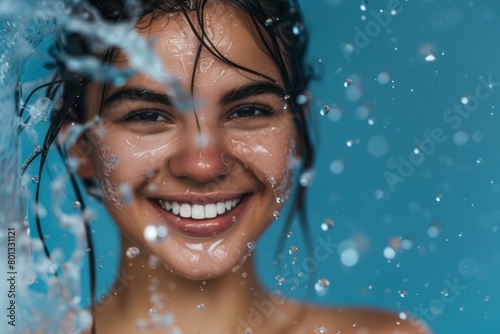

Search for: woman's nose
xmin=168 ymin=130 xmax=231 ymax=184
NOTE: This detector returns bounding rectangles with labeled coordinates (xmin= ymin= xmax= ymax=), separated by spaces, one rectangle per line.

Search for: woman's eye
xmin=226 ymin=106 xmax=273 ymax=120
xmin=123 ymin=110 xmax=170 ymax=123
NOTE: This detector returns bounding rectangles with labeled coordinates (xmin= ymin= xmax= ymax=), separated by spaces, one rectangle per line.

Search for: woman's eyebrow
xmin=103 ymin=86 xmax=174 ymax=109
xmin=219 ymin=82 xmax=286 ymax=106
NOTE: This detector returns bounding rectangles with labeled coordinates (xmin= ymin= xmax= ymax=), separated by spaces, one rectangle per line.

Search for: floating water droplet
xmin=31 ymin=175 xmax=40 ymax=184
xmin=289 ymin=246 xmax=298 ymax=255
xmin=377 ymin=72 xmax=390 ymax=85
xmin=343 ymin=79 xmax=352 ymax=87
xmin=299 ymin=170 xmax=314 ymax=187
xmin=292 ymin=22 xmax=303 ymax=36
xmin=461 ymin=96 xmax=469 ymax=105
xmin=265 ymin=18 xmax=273 ymax=26
xmin=86 ymin=248 xmax=91 ymax=253
xmin=383 ymin=246 xmax=396 ymax=260
xmin=143 ymin=224 xmax=169 ymax=242
xmin=273 ymin=211 xmax=280 ymax=219
xmin=399 ymin=311 xmax=408 ymax=320
xmin=340 ymin=248 xmax=359 ymax=267
xmin=149 ymin=307 xmax=159 ymax=315
xmin=329 ymin=160 xmax=344 ymax=174
xmin=441 ymin=289 xmax=449 ymax=297
xmin=296 ymin=94 xmax=308 ymax=105
xmin=126 ymin=246 xmax=140 ymax=259
xmin=321 ymin=218 xmax=334 ymax=231
xmin=425 ymin=54 xmax=436 ymax=62
xmin=241 ymin=272 xmax=247 ymax=278
xmin=287 ymin=231 xmax=293 ymax=238
xmin=427 ymin=225 xmax=440 ymax=238
xmin=320 ymin=105 xmax=330 ymax=116
xmin=484 ymin=295 xmax=490 ymax=302
xmin=197 ymin=303 xmax=205 ymax=310
xmin=459 ymin=305 xmax=465 ymax=312
xmin=314 ymin=278 xmax=330 ymax=296
xmin=399 ymin=290 xmax=408 ymax=298
xmin=73 ymin=201 xmax=81 ymax=210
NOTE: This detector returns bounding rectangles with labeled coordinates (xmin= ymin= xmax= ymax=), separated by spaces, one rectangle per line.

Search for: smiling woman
xmin=23 ymin=0 xmax=429 ymax=333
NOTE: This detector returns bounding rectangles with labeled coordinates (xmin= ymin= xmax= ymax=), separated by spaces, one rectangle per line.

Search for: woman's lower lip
xmin=150 ymin=196 xmax=250 ymax=237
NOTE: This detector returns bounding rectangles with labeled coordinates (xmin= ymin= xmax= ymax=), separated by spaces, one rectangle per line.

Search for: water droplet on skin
xmin=241 ymin=272 xmax=247 ymax=278
xmin=289 ymin=246 xmax=298 ymax=255
xmin=314 ymin=326 xmax=329 ymax=333
xmin=232 ymin=216 xmax=237 ymax=222
xmin=319 ymin=105 xmax=330 ymax=116
xmin=197 ymin=303 xmax=205 ymax=310
xmin=273 ymin=211 xmax=280 ymax=219
xmin=247 ymin=242 xmax=253 ymax=249
xmin=314 ymin=278 xmax=330 ymax=296
xmin=149 ymin=307 xmax=159 ymax=315
xmin=73 ymin=201 xmax=81 ymax=210
xmin=126 ymin=246 xmax=140 ymax=259
xmin=31 ymin=175 xmax=40 ymax=184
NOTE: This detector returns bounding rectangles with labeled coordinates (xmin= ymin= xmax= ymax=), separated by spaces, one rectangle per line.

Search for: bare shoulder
xmin=290 ymin=303 xmax=432 ymax=334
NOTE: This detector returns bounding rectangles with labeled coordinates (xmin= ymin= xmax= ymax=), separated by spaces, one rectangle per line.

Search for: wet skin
xmin=74 ymin=3 xmax=431 ymax=333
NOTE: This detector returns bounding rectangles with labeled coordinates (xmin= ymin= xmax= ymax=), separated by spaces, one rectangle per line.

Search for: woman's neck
xmin=94 ymin=235 xmax=278 ymax=333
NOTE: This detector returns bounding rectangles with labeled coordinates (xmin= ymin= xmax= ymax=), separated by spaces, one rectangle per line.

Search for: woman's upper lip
xmin=151 ymin=192 xmax=248 ymax=205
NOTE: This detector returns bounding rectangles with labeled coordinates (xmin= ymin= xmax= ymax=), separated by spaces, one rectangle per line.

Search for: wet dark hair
xmin=21 ymin=0 xmax=315 ymax=332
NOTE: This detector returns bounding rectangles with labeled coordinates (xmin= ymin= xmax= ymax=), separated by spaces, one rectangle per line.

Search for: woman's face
xmin=78 ymin=4 xmax=298 ymax=280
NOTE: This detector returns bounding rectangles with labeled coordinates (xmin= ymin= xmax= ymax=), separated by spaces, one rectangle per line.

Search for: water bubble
xmin=319 ymin=105 xmax=330 ymax=116
xmin=292 ymin=22 xmax=304 ymax=36
xmin=329 ymin=160 xmax=344 ymax=174
xmin=461 ymin=96 xmax=469 ymax=105
xmin=399 ymin=290 xmax=408 ymax=298
xmin=31 ymin=175 xmax=40 ymax=184
xmin=377 ymin=72 xmax=390 ymax=85
xmin=340 ymin=248 xmax=359 ymax=267
xmin=367 ymin=135 xmax=389 ymax=158
xmin=314 ymin=278 xmax=330 ymax=296
xmin=273 ymin=211 xmax=280 ymax=219
xmin=321 ymin=218 xmax=334 ymax=231
xmin=427 ymin=225 xmax=440 ymax=238
xmin=343 ymin=78 xmax=352 ymax=87
xmin=287 ymin=231 xmax=293 ymax=238
xmin=126 ymin=246 xmax=141 ymax=259
xmin=144 ymin=225 xmax=169 ymax=243
xmin=299 ymin=170 xmax=314 ymax=187
xmin=197 ymin=303 xmax=205 ymax=310
xmin=296 ymin=94 xmax=308 ymax=105
xmin=289 ymin=246 xmax=298 ymax=255
xmin=383 ymin=246 xmax=396 ymax=260
xmin=73 ymin=201 xmax=81 ymax=210
xmin=425 ymin=54 xmax=436 ymax=62
xmin=453 ymin=130 xmax=469 ymax=146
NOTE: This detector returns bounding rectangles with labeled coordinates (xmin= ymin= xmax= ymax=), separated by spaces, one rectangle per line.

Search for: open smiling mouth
xmin=156 ymin=197 xmax=242 ymax=219
xmin=152 ymin=195 xmax=249 ymax=236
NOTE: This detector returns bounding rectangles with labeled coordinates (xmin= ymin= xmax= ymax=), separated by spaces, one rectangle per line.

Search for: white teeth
xmin=205 ymin=203 xmax=217 ymax=219
xmin=216 ymin=202 xmax=225 ymax=215
xmin=172 ymin=202 xmax=180 ymax=215
xmin=157 ymin=197 xmax=241 ymax=219
xmin=180 ymin=203 xmax=191 ymax=218
xmin=192 ymin=204 xmax=205 ymax=219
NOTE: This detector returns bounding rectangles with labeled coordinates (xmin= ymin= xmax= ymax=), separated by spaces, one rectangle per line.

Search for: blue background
xmin=23 ymin=0 xmax=500 ymax=333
